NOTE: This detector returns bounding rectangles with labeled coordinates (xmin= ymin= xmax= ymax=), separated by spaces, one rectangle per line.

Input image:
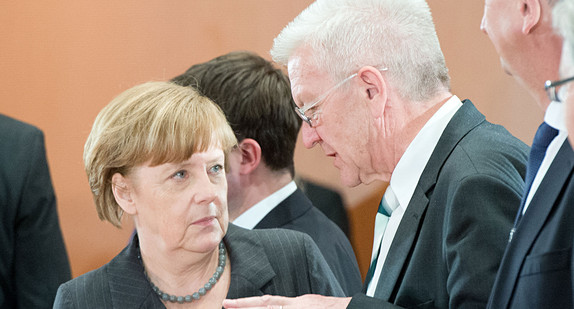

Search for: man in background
xmin=482 ymin=0 xmax=574 ymax=306
xmin=171 ymin=51 xmax=362 ymax=296
xmin=0 ymin=114 xmax=71 ymax=308
xmin=296 ymin=177 xmax=350 ymax=237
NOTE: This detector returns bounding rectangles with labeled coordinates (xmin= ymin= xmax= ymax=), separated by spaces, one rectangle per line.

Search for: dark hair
xmin=172 ymin=51 xmax=301 ymax=173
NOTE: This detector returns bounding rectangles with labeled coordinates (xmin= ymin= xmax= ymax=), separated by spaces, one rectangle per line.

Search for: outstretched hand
xmin=222 ymin=294 xmax=351 ymax=309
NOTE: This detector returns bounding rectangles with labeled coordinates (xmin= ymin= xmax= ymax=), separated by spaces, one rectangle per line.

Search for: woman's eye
xmin=209 ymin=164 xmax=224 ymax=175
xmin=173 ymin=170 xmax=187 ymax=179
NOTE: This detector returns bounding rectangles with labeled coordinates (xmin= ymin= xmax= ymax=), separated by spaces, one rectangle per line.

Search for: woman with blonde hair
xmin=54 ymin=81 xmax=343 ymax=308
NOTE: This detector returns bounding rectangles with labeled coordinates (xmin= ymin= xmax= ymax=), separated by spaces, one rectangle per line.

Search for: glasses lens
xmin=295 ymin=107 xmax=313 ymax=127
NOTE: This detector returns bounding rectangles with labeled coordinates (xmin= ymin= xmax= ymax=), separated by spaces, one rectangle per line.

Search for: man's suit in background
xmin=349 ymin=100 xmax=528 ymax=308
xmin=297 ymin=178 xmax=350 ymax=237
xmin=254 ymin=188 xmax=362 ymax=296
xmin=54 ymin=224 xmax=344 ymax=308
xmin=488 ymin=140 xmax=574 ymax=308
xmin=0 ymin=114 xmax=71 ymax=308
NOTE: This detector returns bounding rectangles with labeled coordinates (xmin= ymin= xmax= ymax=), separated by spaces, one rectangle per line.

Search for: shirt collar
xmin=232 ymin=181 xmax=297 ymax=229
xmin=544 ymin=100 xmax=567 ymax=133
xmin=389 ymin=95 xmax=463 ymax=211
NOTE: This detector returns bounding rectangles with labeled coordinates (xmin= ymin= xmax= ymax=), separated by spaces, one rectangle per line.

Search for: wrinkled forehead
xmin=288 ymin=53 xmax=337 ymax=105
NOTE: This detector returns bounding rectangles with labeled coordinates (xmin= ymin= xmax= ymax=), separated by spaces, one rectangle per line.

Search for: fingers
xmin=223 ymin=295 xmax=287 ymax=308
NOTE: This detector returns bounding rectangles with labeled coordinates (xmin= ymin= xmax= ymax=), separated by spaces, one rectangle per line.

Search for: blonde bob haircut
xmin=84 ymin=81 xmax=237 ymax=228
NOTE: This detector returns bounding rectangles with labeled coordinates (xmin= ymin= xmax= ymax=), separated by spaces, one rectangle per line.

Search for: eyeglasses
xmin=295 ymin=68 xmax=388 ymax=128
xmin=544 ymin=76 xmax=574 ymax=102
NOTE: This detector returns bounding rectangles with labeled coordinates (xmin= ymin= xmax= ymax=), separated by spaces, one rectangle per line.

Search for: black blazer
xmin=298 ymin=178 xmax=350 ymax=237
xmin=54 ymin=224 xmax=344 ymax=308
xmin=348 ymin=100 xmax=529 ymax=308
xmin=487 ymin=140 xmax=574 ymax=308
xmin=0 ymin=114 xmax=71 ymax=308
xmin=254 ymin=188 xmax=362 ymax=296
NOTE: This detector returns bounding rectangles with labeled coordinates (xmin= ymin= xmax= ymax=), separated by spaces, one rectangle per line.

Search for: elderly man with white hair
xmin=223 ymin=0 xmax=529 ymax=308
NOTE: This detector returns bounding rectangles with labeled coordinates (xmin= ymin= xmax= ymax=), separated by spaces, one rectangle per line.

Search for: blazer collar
xmin=490 ymin=139 xmax=574 ymax=308
xmin=224 ymin=224 xmax=277 ymax=299
xmin=108 ymin=227 xmax=278 ymax=306
xmin=373 ymin=99 xmax=485 ymax=299
xmin=254 ymin=189 xmax=312 ymax=229
xmin=107 ymin=235 xmax=164 ymax=308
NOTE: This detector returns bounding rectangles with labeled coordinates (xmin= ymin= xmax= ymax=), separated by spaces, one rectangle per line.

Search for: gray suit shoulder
xmin=54 ymin=266 xmax=111 ymax=309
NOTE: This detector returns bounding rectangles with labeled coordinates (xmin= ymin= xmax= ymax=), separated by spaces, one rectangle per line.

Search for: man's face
xmin=480 ymin=0 xmax=522 ymax=75
xmin=287 ymin=47 xmax=375 ymax=187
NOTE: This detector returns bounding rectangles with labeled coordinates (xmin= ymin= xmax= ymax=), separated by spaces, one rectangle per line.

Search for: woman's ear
xmin=358 ymin=66 xmax=388 ymax=119
xmin=111 ymin=173 xmax=137 ymax=215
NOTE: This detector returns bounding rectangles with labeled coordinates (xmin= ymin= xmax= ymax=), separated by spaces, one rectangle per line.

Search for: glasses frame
xmin=544 ymin=76 xmax=574 ymax=102
xmin=295 ymin=68 xmax=388 ymax=128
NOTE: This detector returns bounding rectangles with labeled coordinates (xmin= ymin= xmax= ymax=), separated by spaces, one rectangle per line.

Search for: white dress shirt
xmin=366 ymin=95 xmax=463 ymax=296
xmin=522 ymin=101 xmax=568 ymax=213
xmin=232 ymin=181 xmax=297 ymax=229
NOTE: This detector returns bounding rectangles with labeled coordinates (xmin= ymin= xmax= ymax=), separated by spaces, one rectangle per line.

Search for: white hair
xmin=553 ymin=0 xmax=574 ymax=66
xmin=270 ymin=0 xmax=450 ymax=102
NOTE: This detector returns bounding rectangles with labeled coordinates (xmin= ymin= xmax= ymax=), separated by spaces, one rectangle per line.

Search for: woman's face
xmin=125 ymin=146 xmax=228 ymax=254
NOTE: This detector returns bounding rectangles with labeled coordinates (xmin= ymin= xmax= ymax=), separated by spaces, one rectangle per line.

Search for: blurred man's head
xmin=552 ymin=0 xmax=574 ymax=144
xmin=481 ymin=0 xmax=563 ymax=109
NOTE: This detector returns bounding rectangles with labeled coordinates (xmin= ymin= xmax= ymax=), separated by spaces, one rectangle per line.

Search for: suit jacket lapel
xmin=107 ymin=235 xmax=164 ymax=308
xmin=374 ymin=100 xmax=485 ymax=300
xmin=225 ymin=224 xmax=277 ymax=299
xmin=491 ymin=140 xmax=574 ymax=307
xmin=254 ymin=189 xmax=312 ymax=229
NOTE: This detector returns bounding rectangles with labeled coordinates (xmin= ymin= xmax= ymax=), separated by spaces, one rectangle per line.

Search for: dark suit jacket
xmin=255 ymin=188 xmax=362 ymax=296
xmin=348 ymin=100 xmax=528 ymax=309
xmin=0 ymin=114 xmax=71 ymax=308
xmin=54 ymin=224 xmax=344 ymax=308
xmin=298 ymin=178 xmax=351 ymax=237
xmin=487 ymin=140 xmax=574 ymax=308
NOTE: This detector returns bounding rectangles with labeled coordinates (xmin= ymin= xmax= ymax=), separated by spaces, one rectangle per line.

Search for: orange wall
xmin=1 ymin=1 xmax=543 ymax=278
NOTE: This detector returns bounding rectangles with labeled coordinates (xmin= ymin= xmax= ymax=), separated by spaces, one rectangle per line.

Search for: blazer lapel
xmin=254 ymin=189 xmax=312 ymax=229
xmin=490 ymin=140 xmax=574 ymax=307
xmin=225 ymin=224 xmax=277 ymax=299
xmin=107 ymin=235 xmax=164 ymax=308
xmin=374 ymin=100 xmax=485 ymax=300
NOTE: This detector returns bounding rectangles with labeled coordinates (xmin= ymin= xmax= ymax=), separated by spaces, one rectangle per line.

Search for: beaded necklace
xmin=139 ymin=242 xmax=227 ymax=304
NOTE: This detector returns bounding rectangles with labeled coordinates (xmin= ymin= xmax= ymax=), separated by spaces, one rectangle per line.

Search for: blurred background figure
xmin=172 ymin=51 xmax=361 ymax=296
xmin=0 ymin=114 xmax=71 ymax=308
xmin=481 ymin=0 xmax=574 ymax=307
xmin=295 ymin=176 xmax=350 ymax=237
xmin=553 ymin=0 xmax=574 ymax=142
xmin=54 ymin=81 xmax=343 ymax=308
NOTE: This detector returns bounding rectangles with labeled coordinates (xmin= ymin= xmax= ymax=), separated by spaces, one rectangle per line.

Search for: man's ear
xmin=111 ymin=173 xmax=137 ymax=215
xmin=521 ymin=0 xmax=541 ymax=34
xmin=237 ymin=138 xmax=262 ymax=174
xmin=358 ymin=66 xmax=388 ymax=118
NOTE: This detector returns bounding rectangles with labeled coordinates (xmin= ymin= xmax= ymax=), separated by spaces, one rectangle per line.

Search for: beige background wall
xmin=1 ymin=1 xmax=542 ymax=277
